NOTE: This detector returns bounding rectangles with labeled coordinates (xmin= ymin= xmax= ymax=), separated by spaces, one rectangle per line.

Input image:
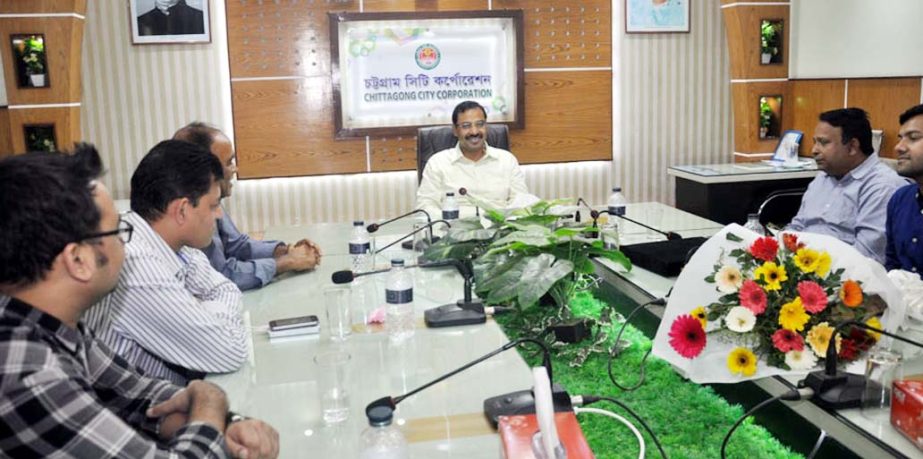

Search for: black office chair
xmin=757 ymin=188 xmax=806 ymax=230
xmin=415 ymin=124 xmax=510 ymax=183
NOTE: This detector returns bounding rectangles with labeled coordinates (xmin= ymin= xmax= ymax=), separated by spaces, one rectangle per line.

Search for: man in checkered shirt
xmin=0 ymin=145 xmax=279 ymax=458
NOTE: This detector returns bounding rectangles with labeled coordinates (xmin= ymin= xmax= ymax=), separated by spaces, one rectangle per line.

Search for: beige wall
xmin=80 ymin=0 xmax=730 ymax=232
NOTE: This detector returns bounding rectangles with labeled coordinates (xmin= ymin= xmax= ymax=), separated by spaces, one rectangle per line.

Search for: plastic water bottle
xmin=349 ymin=220 xmax=371 ymax=272
xmin=359 ymin=406 xmax=409 ymax=459
xmin=442 ymin=192 xmax=459 ymax=221
xmin=744 ymin=213 xmax=766 ymax=236
xmin=385 ymin=259 xmax=415 ymax=342
xmin=603 ymin=187 xmax=627 ymax=250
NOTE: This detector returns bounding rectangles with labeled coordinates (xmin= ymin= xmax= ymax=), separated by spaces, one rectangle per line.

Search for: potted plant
xmin=25 ymin=126 xmax=56 ymax=152
xmin=19 ymin=36 xmax=46 ymax=87
xmin=760 ymin=21 xmax=777 ymax=64
xmin=759 ymin=97 xmax=772 ymax=139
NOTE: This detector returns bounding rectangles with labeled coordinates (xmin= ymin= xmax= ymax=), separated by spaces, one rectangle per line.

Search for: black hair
xmin=818 ymin=107 xmax=874 ymax=156
xmin=173 ymin=121 xmax=221 ymax=151
xmin=0 ymin=144 xmax=104 ymax=286
xmin=899 ymin=104 xmax=923 ymax=126
xmin=451 ymin=101 xmax=487 ymax=126
xmin=130 ymin=140 xmax=224 ymax=221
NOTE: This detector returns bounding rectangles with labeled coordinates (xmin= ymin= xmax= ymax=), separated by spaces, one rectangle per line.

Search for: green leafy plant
xmin=421 ymin=199 xmax=631 ymax=312
xmin=759 ymin=97 xmax=772 ymax=130
xmin=25 ymin=126 xmax=56 ymax=152
xmin=18 ymin=35 xmax=45 ymax=75
xmin=760 ymin=21 xmax=778 ymax=57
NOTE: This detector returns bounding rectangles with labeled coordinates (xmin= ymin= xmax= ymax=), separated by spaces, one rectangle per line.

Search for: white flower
xmin=724 ymin=306 xmax=756 ymax=333
xmin=715 ymin=265 xmax=743 ymax=293
xmin=784 ymin=350 xmax=818 ymax=371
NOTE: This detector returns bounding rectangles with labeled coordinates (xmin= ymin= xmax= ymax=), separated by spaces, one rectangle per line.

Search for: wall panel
xmin=847 ymin=78 xmax=921 ymax=159
xmin=790 ymin=79 xmax=844 ymax=157
xmin=0 ymin=108 xmax=11 ymax=155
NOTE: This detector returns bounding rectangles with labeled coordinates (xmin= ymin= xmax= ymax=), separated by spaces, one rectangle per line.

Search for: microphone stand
xmin=372 ymin=220 xmax=451 ymax=255
xmin=575 ymin=198 xmax=594 ymax=224
xmin=365 ymin=337 xmax=570 ymax=428
xmin=458 ymin=187 xmax=480 ymax=217
xmin=423 ymin=259 xmax=488 ymax=328
xmin=367 ymin=209 xmax=442 ymax=251
xmin=801 ymin=320 xmax=923 ymax=410
xmin=594 ymin=209 xmax=682 ymax=241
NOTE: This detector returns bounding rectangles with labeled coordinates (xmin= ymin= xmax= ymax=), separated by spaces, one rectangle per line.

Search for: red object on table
xmin=891 ymin=379 xmax=923 ymax=450
xmin=498 ymin=411 xmax=595 ymax=458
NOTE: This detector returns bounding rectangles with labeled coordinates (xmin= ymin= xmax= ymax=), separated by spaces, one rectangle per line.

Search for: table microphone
xmin=595 ymin=209 xmax=682 ymax=241
xmin=366 ymin=209 xmax=441 ymax=250
xmin=373 ymin=219 xmax=451 ymax=255
xmin=457 ymin=187 xmax=480 ymax=217
xmin=801 ymin=320 xmax=923 ymax=410
xmin=331 ymin=267 xmax=392 ymax=284
xmin=575 ymin=198 xmax=594 ymax=223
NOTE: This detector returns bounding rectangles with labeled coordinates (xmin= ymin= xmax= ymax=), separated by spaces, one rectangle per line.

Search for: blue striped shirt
xmin=85 ymin=212 xmax=248 ymax=384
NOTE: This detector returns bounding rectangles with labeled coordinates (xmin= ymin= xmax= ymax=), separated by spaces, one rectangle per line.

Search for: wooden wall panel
xmin=7 ymin=106 xmax=80 ymax=153
xmin=722 ymin=4 xmax=789 ymax=80
xmin=363 ymin=0 xmax=487 ymax=12
xmin=497 ymin=0 xmax=611 ymax=68
xmin=791 ymin=79 xmax=844 ymax=157
xmin=0 ymin=17 xmax=83 ymax=105
xmin=370 ymin=135 xmax=416 ymax=172
xmin=0 ymin=108 xmax=11 ymax=156
xmin=0 ymin=0 xmax=85 ymax=14
xmin=231 ymin=79 xmax=365 ymax=178
xmin=731 ymin=81 xmax=793 ymax=158
xmin=847 ymin=78 xmax=922 ymax=159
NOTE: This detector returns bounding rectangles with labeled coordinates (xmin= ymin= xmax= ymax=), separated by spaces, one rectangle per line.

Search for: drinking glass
xmin=324 ymin=286 xmax=352 ymax=341
xmin=314 ymin=350 xmax=351 ymax=424
xmin=861 ymin=348 xmax=903 ymax=425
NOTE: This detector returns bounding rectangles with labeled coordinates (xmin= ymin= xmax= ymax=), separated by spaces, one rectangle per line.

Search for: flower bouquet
xmin=652 ymin=224 xmax=905 ymax=383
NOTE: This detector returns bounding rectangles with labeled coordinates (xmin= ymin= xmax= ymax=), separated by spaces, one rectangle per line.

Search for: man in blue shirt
xmin=174 ymin=123 xmax=321 ymax=290
xmin=886 ymin=104 xmax=923 ymax=276
xmin=786 ymin=108 xmax=908 ymax=264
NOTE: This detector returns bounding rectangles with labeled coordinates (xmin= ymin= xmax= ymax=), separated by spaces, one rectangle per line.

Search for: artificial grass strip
xmin=494 ymin=291 xmax=802 ymax=459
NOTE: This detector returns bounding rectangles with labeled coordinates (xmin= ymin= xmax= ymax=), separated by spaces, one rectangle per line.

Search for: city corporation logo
xmin=415 ymin=44 xmax=440 ymax=70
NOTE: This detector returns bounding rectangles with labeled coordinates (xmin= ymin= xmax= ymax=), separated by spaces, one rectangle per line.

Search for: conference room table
xmin=208 ymin=202 xmax=923 ymax=458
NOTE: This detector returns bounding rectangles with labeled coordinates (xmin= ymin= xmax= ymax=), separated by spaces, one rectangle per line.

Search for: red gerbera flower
xmin=739 ymin=280 xmax=767 ymax=314
xmin=669 ymin=315 xmax=707 ymax=359
xmin=797 ymin=281 xmax=828 ymax=313
xmin=838 ymin=338 xmax=860 ymax=361
xmin=782 ymin=233 xmax=804 ymax=253
xmin=749 ymin=236 xmax=779 ymax=261
xmin=771 ymin=329 xmax=804 ymax=352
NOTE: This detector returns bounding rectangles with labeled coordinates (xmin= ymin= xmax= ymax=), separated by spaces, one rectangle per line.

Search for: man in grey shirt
xmin=787 ymin=108 xmax=908 ymax=264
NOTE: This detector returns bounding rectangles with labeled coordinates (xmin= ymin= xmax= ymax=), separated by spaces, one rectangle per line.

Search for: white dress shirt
xmin=84 ymin=212 xmax=248 ymax=384
xmin=416 ymin=143 xmax=529 ymax=219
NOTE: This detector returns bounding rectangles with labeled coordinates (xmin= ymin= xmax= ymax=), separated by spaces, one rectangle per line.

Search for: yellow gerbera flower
xmin=778 ymin=297 xmax=810 ymax=331
xmin=806 ymin=322 xmax=841 ymax=357
xmin=865 ymin=317 xmax=883 ymax=341
xmin=793 ymin=248 xmax=820 ymax=273
xmin=754 ymin=261 xmax=788 ymax=291
xmin=727 ymin=347 xmax=757 ymax=376
xmin=691 ymin=306 xmax=708 ymax=328
xmin=815 ymin=251 xmax=832 ymax=278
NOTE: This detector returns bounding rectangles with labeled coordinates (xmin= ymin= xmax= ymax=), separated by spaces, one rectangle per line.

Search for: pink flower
xmin=749 ymin=237 xmax=779 ymax=262
xmin=798 ymin=281 xmax=828 ymax=313
xmin=772 ymin=329 xmax=805 ymax=352
xmin=739 ymin=280 xmax=767 ymax=315
xmin=669 ymin=315 xmax=707 ymax=359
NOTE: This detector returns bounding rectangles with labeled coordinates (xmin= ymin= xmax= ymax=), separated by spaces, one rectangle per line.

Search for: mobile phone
xmin=269 ymin=315 xmax=319 ymax=331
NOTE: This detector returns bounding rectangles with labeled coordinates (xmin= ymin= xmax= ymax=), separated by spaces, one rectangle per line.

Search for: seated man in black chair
xmin=415 ymin=100 xmax=529 ymax=218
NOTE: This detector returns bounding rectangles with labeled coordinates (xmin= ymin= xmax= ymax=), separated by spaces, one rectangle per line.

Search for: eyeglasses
xmin=456 ymin=120 xmax=487 ymax=130
xmin=77 ymin=219 xmax=134 ymax=244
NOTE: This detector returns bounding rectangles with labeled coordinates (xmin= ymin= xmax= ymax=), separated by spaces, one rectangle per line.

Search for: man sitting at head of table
xmin=886 ymin=104 xmax=923 ymax=277
xmin=415 ymin=100 xmax=530 ymax=219
xmin=784 ymin=107 xmax=908 ymax=264
xmin=0 ymin=145 xmax=279 ymax=458
xmin=85 ymin=140 xmax=249 ymax=386
xmin=173 ymin=122 xmax=321 ymax=291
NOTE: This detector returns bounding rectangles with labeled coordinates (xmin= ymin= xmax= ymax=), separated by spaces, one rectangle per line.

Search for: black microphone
xmin=575 ymin=198 xmax=594 ymax=223
xmin=596 ymin=209 xmax=682 ymax=241
xmin=373 ymin=219 xmax=451 ymax=255
xmin=366 ymin=209 xmax=442 ymax=250
xmin=365 ymin=337 xmax=566 ymax=427
xmin=801 ymin=320 xmax=923 ymax=410
xmin=330 ymin=260 xmax=458 ymax=284
xmin=423 ymin=258 xmax=494 ymax=328
xmin=458 ymin=187 xmax=480 ymax=217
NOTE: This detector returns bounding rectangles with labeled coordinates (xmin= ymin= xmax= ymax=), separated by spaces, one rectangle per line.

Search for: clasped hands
xmin=274 ymin=238 xmax=322 ymax=273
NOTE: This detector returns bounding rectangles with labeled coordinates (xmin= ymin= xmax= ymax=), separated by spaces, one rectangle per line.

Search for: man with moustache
xmin=174 ymin=122 xmax=320 ymax=291
xmin=0 ymin=145 xmax=279 ymax=458
xmin=886 ymin=104 xmax=923 ymax=276
xmin=415 ymin=100 xmax=529 ymax=218
xmin=785 ymin=108 xmax=907 ymax=264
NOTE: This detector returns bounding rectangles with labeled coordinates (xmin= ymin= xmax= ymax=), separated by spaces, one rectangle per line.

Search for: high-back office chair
xmin=757 ymin=188 xmax=806 ymax=230
xmin=415 ymin=124 xmax=510 ymax=183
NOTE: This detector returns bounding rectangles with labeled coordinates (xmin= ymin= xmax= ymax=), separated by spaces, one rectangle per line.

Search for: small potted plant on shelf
xmin=25 ymin=126 xmax=56 ymax=152
xmin=19 ymin=36 xmax=46 ymax=88
xmin=760 ymin=21 xmax=777 ymax=64
xmin=759 ymin=98 xmax=772 ymax=139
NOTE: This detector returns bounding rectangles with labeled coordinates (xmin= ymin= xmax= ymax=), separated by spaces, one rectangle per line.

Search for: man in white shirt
xmin=415 ymin=101 xmax=529 ymax=218
xmin=85 ymin=140 xmax=248 ymax=385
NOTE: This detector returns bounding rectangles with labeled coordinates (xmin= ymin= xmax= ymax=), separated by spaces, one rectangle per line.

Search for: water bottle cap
xmin=446 ymin=192 xmax=455 ymax=197
xmin=391 ymin=258 xmax=405 ymax=267
xmin=612 ymin=187 xmax=621 ymax=192
xmin=367 ymin=405 xmax=394 ymax=426
xmin=353 ymin=220 xmax=364 ymax=226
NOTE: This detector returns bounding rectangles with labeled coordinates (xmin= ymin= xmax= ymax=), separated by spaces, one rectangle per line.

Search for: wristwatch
xmin=225 ymin=411 xmax=248 ymax=426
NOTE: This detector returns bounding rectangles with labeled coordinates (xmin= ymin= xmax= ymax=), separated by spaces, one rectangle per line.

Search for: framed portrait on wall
xmin=625 ymin=0 xmax=690 ymax=33
xmin=129 ymin=0 xmax=211 ymax=44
